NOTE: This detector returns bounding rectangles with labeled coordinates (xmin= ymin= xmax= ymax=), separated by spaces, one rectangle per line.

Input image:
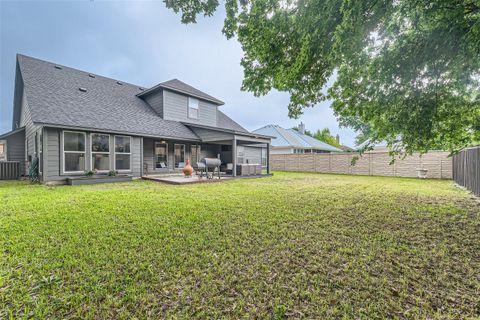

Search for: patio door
xmin=190 ymin=145 xmax=200 ymax=164
xmin=155 ymin=142 xmax=168 ymax=169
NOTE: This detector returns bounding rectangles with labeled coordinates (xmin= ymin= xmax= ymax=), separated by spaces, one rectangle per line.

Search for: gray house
xmin=0 ymin=54 xmax=271 ymax=184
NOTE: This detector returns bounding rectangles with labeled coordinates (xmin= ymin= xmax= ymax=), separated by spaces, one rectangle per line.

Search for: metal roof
xmin=253 ymin=124 xmax=342 ymax=152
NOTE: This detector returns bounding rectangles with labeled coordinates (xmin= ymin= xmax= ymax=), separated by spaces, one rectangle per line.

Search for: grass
xmin=0 ymin=172 xmax=479 ymax=319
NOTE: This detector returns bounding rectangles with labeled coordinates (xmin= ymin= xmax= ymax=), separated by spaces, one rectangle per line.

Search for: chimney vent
xmin=298 ymin=122 xmax=305 ymax=135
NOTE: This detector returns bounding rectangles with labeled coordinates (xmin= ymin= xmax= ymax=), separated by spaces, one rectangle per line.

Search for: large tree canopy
xmin=164 ymin=0 xmax=480 ymax=153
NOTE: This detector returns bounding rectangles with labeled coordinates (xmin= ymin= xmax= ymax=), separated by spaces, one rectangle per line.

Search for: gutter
xmin=34 ymin=122 xmax=202 ymax=142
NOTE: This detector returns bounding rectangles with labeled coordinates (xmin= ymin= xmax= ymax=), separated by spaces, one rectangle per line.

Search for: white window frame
xmin=63 ymin=130 xmax=86 ymax=174
xmin=90 ymin=133 xmax=111 ymax=173
xmin=155 ymin=141 xmax=168 ymax=169
xmin=0 ymin=140 xmax=7 ymax=161
xmin=174 ymin=144 xmax=186 ymax=168
xmin=188 ymin=97 xmax=199 ymax=119
xmin=114 ymin=135 xmax=132 ymax=172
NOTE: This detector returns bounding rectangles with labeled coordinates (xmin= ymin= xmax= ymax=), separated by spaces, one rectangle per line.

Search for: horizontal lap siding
xmin=270 ymin=151 xmax=452 ymax=179
xmin=163 ymin=90 xmax=217 ymax=127
xmin=5 ymin=130 xmax=25 ymax=175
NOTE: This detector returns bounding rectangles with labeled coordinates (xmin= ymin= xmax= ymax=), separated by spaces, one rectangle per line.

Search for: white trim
xmin=155 ymin=141 xmax=168 ymax=169
xmin=114 ymin=135 xmax=132 ymax=172
xmin=187 ymin=97 xmax=199 ymax=119
xmin=62 ymin=130 xmax=86 ymax=174
xmin=0 ymin=140 xmax=7 ymax=161
xmin=174 ymin=143 xmax=186 ymax=168
xmin=90 ymin=133 xmax=111 ymax=173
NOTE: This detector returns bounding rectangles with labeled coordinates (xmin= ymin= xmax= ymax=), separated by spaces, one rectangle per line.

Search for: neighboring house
xmin=0 ymin=54 xmax=271 ymax=183
xmin=253 ymin=123 xmax=342 ymax=154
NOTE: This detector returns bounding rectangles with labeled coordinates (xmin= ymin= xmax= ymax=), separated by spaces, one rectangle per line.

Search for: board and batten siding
xmin=163 ymin=90 xmax=218 ymax=127
xmin=43 ymin=127 xmax=142 ymax=183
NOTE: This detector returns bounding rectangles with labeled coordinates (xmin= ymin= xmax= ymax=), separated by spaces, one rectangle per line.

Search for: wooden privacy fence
xmin=453 ymin=146 xmax=480 ymax=197
xmin=0 ymin=161 xmax=21 ymax=180
xmin=270 ymin=151 xmax=452 ymax=179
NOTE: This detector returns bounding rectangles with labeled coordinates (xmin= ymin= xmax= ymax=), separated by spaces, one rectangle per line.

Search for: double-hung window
xmin=115 ymin=136 xmax=131 ymax=171
xmin=63 ymin=131 xmax=86 ymax=173
xmin=188 ymin=97 xmax=199 ymax=119
xmin=91 ymin=133 xmax=110 ymax=171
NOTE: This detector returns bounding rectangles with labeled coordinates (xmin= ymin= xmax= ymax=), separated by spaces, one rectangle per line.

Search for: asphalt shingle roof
xmin=138 ymin=78 xmax=225 ymax=105
xmin=17 ymin=54 xmax=244 ymax=140
xmin=253 ymin=124 xmax=342 ymax=152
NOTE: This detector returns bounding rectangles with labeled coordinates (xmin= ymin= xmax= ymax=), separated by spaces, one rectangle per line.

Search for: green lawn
xmin=1 ymin=172 xmax=479 ymax=319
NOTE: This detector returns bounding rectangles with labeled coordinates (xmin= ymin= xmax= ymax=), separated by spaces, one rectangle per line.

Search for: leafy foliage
xmin=164 ymin=0 xmax=480 ymax=154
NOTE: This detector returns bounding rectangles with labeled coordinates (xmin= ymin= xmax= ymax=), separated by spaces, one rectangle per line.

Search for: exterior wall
xmin=270 ymin=151 xmax=452 ymax=179
xmin=143 ymin=91 xmax=163 ymax=117
xmin=18 ymin=88 xmax=40 ymax=176
xmin=43 ymin=127 xmax=142 ymax=183
xmin=163 ymin=90 xmax=218 ymax=127
xmin=4 ymin=130 xmax=26 ymax=175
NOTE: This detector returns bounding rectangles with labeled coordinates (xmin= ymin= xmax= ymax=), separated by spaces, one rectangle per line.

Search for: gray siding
xmin=44 ymin=128 xmax=141 ymax=183
xmin=143 ymin=91 xmax=163 ymax=117
xmin=4 ymin=130 xmax=26 ymax=175
xmin=19 ymin=88 xmax=39 ymax=176
xmin=163 ymin=90 xmax=217 ymax=127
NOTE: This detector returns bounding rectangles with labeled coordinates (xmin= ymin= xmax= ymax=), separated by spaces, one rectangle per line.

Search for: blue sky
xmin=0 ymin=1 xmax=356 ymax=146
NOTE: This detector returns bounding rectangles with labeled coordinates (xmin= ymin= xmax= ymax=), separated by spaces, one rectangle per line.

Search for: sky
xmin=0 ymin=1 xmax=356 ymax=147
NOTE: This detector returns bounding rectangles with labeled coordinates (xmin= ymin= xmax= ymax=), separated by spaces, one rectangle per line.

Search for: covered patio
xmin=141 ymin=124 xmax=271 ymax=178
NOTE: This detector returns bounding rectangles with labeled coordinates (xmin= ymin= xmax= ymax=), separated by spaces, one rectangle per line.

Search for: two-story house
xmin=0 ymin=54 xmax=271 ymax=184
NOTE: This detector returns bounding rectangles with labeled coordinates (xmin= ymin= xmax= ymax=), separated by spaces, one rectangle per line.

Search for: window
xmin=261 ymin=147 xmax=267 ymax=167
xmin=155 ymin=142 xmax=168 ymax=169
xmin=237 ymin=146 xmax=245 ymax=164
xmin=0 ymin=141 xmax=6 ymax=161
xmin=221 ymin=145 xmax=232 ymax=152
xmin=115 ymin=136 xmax=131 ymax=171
xmin=38 ymin=132 xmax=43 ymax=174
xmin=188 ymin=97 xmax=199 ymax=119
xmin=91 ymin=133 xmax=110 ymax=171
xmin=174 ymin=144 xmax=185 ymax=168
xmin=190 ymin=145 xmax=201 ymax=164
xmin=63 ymin=131 xmax=86 ymax=173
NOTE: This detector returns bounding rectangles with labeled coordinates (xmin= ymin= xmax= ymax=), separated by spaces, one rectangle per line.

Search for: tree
xmin=313 ymin=128 xmax=342 ymax=148
xmin=164 ymin=0 xmax=480 ymax=154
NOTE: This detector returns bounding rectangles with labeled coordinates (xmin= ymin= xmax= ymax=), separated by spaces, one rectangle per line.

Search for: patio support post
xmin=267 ymin=143 xmax=270 ymax=174
xmin=232 ymin=137 xmax=237 ymax=177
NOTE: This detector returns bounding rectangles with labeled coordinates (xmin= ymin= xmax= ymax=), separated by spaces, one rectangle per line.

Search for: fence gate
xmin=453 ymin=146 xmax=480 ymax=197
xmin=0 ymin=161 xmax=21 ymax=180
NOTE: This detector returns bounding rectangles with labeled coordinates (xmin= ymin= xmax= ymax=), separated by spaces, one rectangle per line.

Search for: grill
xmin=198 ymin=158 xmax=221 ymax=179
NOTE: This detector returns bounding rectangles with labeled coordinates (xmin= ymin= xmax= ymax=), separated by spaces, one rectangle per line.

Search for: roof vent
xmin=139 ymin=87 xmax=145 ymax=91
xmin=116 ymin=81 xmax=123 ymax=85
xmin=88 ymin=73 xmax=95 ymax=78
xmin=54 ymin=65 xmax=62 ymax=70
xmin=79 ymin=87 xmax=87 ymax=92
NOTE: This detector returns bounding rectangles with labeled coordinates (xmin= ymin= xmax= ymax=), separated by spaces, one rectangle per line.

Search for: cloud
xmin=0 ymin=1 xmax=356 ymax=146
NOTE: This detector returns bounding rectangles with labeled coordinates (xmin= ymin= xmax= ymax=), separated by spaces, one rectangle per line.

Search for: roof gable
xmin=138 ymin=78 xmax=224 ymax=105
